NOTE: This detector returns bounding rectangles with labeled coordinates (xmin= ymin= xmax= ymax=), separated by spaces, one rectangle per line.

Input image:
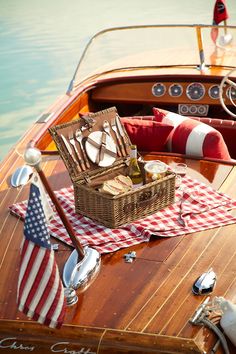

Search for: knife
xmin=96 ymin=131 xmax=107 ymax=164
xmin=60 ymin=134 xmax=78 ymax=166
xmin=115 ymin=114 xmax=129 ymax=155
xmin=86 ymin=137 xmax=117 ymax=157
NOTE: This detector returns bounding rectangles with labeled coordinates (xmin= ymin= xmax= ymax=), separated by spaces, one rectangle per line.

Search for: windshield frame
xmin=67 ymin=24 xmax=236 ymax=94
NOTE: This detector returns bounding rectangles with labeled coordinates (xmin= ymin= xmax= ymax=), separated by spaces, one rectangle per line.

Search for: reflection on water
xmin=0 ymin=0 xmax=235 ymax=160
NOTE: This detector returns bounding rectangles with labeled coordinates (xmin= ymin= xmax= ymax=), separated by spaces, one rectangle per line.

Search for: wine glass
xmin=173 ymin=163 xmax=187 ymax=189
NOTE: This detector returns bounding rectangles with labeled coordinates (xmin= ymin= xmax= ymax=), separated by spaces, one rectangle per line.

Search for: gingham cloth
xmin=9 ymin=176 xmax=236 ymax=254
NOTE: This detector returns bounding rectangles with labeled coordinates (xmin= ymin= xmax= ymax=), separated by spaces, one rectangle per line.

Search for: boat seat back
xmin=124 ymin=115 xmax=236 ymax=162
xmin=190 ymin=117 xmax=236 ymax=159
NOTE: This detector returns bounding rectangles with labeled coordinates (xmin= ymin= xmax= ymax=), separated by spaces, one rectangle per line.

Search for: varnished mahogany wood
xmin=1 ymin=122 xmax=235 ymax=353
xmin=91 ymin=79 xmax=235 ymax=107
xmin=1 ymin=56 xmax=236 ymax=351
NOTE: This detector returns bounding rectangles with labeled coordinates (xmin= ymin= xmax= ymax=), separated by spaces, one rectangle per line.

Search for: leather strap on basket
xmin=123 ymin=187 xmax=166 ymax=213
xmin=86 ymin=136 xmax=117 ymax=158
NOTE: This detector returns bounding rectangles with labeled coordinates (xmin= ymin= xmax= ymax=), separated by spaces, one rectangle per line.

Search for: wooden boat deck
xmin=1 ymin=118 xmax=236 ymax=353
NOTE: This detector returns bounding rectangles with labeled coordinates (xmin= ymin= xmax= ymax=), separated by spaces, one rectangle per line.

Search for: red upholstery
xmin=153 ymin=108 xmax=231 ymax=161
xmin=190 ymin=117 xmax=236 ymax=159
xmin=123 ymin=113 xmax=236 ymax=161
xmin=120 ymin=117 xmax=173 ymax=151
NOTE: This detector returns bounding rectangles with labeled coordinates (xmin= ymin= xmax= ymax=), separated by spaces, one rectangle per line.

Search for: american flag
xmin=17 ymin=182 xmax=66 ymax=328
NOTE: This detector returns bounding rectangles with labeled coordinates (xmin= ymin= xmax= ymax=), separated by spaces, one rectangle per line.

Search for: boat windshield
xmin=70 ymin=25 xmax=236 ymax=91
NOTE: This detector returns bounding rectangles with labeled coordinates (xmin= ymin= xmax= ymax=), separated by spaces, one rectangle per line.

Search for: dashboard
xmin=92 ymin=77 xmax=236 ymax=117
xmin=151 ymin=81 xmax=236 ymax=116
xmin=152 ymin=82 xmax=222 ymax=100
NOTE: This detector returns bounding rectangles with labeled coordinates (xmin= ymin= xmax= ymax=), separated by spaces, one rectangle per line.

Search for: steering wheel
xmin=219 ymin=68 xmax=236 ymax=118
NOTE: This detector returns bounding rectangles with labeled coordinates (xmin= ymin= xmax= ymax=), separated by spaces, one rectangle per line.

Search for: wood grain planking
xmin=157 ymin=225 xmax=236 ymax=335
xmin=125 ymin=228 xmax=226 ymax=332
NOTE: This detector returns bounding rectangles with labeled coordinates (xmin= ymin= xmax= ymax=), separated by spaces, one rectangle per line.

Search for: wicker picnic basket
xmin=49 ymin=107 xmax=176 ymax=228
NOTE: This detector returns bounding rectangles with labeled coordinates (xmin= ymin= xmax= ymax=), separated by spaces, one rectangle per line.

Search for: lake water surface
xmin=1 ymin=0 xmax=235 ymax=160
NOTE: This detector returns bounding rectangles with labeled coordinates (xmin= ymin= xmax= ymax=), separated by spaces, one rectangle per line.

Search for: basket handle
xmin=138 ymin=187 xmax=166 ymax=207
xmin=123 ymin=187 xmax=166 ymax=213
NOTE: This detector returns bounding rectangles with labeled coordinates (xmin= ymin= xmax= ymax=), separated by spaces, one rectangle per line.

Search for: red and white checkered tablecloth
xmin=9 ymin=176 xmax=236 ymax=254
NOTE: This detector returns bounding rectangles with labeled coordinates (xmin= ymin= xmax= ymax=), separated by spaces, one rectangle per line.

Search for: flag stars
xmin=24 ymin=184 xmax=51 ymax=250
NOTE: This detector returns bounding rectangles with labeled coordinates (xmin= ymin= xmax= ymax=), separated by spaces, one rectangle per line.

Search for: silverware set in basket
xmin=59 ymin=114 xmax=130 ymax=171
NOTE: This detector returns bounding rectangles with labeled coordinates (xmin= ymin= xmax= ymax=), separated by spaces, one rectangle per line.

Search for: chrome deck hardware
xmin=189 ymin=297 xmax=230 ymax=354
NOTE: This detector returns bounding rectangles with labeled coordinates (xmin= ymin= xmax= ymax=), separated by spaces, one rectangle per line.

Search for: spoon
xmin=11 ymin=165 xmax=33 ymax=187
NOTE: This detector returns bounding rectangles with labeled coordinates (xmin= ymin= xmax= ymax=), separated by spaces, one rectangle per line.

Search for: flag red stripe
xmin=54 ymin=286 xmax=66 ymax=329
xmin=18 ymin=241 xmax=41 ymax=304
xmin=21 ymin=254 xmax=65 ymax=327
xmin=44 ymin=278 xmax=65 ymax=328
xmin=47 ymin=272 xmax=65 ymax=323
xmin=29 ymin=256 xmax=57 ymax=321
xmin=23 ymin=250 xmax=51 ymax=311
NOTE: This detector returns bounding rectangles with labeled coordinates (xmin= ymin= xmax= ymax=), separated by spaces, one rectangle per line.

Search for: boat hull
xmin=1 ymin=24 xmax=236 ymax=354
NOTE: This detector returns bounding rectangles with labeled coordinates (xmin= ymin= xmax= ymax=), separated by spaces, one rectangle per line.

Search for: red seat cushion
xmin=153 ymin=108 xmax=231 ymax=160
xmin=121 ymin=117 xmax=174 ymax=151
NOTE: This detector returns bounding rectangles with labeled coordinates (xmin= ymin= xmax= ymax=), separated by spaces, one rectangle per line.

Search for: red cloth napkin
xmin=9 ymin=176 xmax=236 ymax=254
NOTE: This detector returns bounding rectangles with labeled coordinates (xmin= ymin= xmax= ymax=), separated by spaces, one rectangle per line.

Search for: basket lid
xmin=49 ymin=107 xmax=132 ymax=183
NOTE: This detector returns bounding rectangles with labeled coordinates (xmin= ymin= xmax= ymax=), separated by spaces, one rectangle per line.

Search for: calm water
xmin=1 ymin=0 xmax=235 ymax=160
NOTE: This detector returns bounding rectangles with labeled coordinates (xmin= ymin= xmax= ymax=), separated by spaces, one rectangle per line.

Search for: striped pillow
xmin=153 ymin=108 xmax=231 ymax=160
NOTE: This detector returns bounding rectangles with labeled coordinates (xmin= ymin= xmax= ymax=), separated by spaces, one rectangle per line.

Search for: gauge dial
xmin=208 ymin=85 xmax=220 ymax=99
xmin=152 ymin=83 xmax=166 ymax=97
xmin=226 ymin=87 xmax=236 ymax=100
xmin=186 ymin=83 xmax=205 ymax=101
xmin=169 ymin=84 xmax=183 ymax=97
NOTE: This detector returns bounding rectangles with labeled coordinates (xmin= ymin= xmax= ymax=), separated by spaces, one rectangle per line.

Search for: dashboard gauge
xmin=208 ymin=85 xmax=220 ymax=99
xmin=198 ymin=105 xmax=209 ymax=116
xmin=152 ymin=83 xmax=166 ymax=97
xmin=189 ymin=105 xmax=198 ymax=115
xmin=226 ymin=87 xmax=236 ymax=100
xmin=186 ymin=82 xmax=205 ymax=101
xmin=169 ymin=84 xmax=183 ymax=97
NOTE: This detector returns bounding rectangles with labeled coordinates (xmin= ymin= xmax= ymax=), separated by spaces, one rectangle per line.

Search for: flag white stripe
xmin=17 ymin=241 xmax=34 ymax=299
xmin=49 ymin=273 xmax=65 ymax=328
xmin=18 ymin=246 xmax=46 ymax=310
xmin=32 ymin=175 xmax=54 ymax=222
xmin=38 ymin=262 xmax=61 ymax=324
xmin=26 ymin=251 xmax=54 ymax=316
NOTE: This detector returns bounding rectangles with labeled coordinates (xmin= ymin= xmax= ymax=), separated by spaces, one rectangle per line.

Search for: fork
xmin=68 ymin=131 xmax=86 ymax=171
xmin=75 ymin=129 xmax=90 ymax=169
xmin=103 ymin=120 xmax=112 ymax=137
xmin=110 ymin=118 xmax=123 ymax=157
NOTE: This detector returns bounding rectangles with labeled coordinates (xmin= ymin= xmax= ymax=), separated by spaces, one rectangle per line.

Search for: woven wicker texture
xmin=49 ymin=107 xmax=176 ymax=228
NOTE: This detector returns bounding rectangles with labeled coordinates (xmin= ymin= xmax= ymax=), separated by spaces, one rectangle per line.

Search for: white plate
xmin=85 ymin=131 xmax=116 ymax=167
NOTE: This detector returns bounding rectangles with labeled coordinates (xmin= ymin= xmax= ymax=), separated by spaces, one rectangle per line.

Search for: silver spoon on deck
xmin=11 ymin=165 xmax=33 ymax=187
